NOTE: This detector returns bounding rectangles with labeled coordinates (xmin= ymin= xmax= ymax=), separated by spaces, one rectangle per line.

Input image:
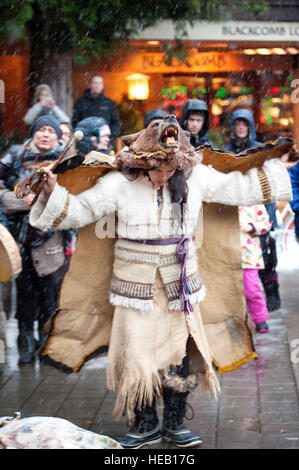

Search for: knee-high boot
xmin=161 ymin=386 xmax=202 ymax=448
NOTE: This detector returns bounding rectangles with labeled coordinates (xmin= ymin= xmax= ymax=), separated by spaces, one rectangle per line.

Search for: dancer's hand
xmin=42 ymin=168 xmax=57 ymax=198
xmin=281 ymin=151 xmax=299 ymax=169
xmin=25 ymin=194 xmax=35 ymax=209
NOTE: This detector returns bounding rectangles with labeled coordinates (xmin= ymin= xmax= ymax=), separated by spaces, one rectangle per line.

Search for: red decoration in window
xmin=267 ymin=86 xmax=280 ymax=96
xmin=260 ymin=115 xmax=267 ymax=124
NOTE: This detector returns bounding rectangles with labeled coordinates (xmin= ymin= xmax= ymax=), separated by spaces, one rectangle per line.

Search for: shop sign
xmin=141 ymin=52 xmax=235 ymax=73
xmin=222 ymin=23 xmax=299 ymax=39
xmin=140 ymin=52 xmax=291 ymax=73
xmin=134 ymin=20 xmax=299 ymax=42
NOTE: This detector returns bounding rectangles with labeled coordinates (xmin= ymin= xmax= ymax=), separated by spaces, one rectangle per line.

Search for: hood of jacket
xmin=227 ymin=108 xmax=260 ymax=152
xmin=179 ymin=99 xmax=210 ymax=146
xmin=33 ymin=84 xmax=53 ymax=104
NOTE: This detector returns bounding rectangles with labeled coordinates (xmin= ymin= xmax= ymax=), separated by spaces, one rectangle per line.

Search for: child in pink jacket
xmin=239 ymin=204 xmax=272 ymax=333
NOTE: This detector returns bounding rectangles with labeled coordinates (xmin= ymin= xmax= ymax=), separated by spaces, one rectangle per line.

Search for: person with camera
xmin=23 ymin=84 xmax=70 ymax=127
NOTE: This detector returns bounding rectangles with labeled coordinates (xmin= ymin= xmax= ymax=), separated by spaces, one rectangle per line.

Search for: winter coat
xmin=224 ymin=108 xmax=277 ymax=229
xmin=179 ymin=99 xmax=215 ymax=148
xmin=0 ymin=140 xmax=71 ymax=277
xmin=239 ymin=205 xmax=272 ymax=269
xmin=72 ymin=89 xmax=121 ymax=141
xmin=289 ymin=161 xmax=299 ymax=236
xmin=23 ymin=84 xmax=70 ymax=126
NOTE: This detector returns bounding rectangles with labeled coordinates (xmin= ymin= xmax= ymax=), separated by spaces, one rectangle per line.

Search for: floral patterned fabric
xmin=239 ymin=205 xmax=272 ymax=269
xmin=0 ymin=416 xmax=122 ymax=449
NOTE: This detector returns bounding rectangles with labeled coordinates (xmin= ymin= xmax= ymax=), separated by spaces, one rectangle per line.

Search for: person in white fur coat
xmin=29 ymin=116 xmax=293 ymax=449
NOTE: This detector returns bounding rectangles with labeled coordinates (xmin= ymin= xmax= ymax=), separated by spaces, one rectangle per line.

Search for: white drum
xmin=0 ymin=224 xmax=22 ymax=282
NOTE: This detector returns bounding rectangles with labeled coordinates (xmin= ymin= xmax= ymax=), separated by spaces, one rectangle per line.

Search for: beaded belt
xmin=123 ymin=236 xmax=193 ymax=315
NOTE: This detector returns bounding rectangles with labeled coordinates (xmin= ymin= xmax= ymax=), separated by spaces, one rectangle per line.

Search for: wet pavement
xmin=1 ymin=237 xmax=299 ymax=450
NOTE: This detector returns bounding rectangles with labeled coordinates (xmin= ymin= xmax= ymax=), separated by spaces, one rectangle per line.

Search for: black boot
xmin=36 ymin=326 xmax=49 ymax=353
xmin=116 ymin=399 xmax=161 ymax=449
xmin=263 ymin=280 xmax=281 ymax=311
xmin=161 ymin=387 xmax=202 ymax=448
xmin=19 ymin=330 xmax=36 ymax=364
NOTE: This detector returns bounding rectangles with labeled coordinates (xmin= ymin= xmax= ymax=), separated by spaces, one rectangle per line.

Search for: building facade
xmin=1 ymin=1 xmax=299 ymax=148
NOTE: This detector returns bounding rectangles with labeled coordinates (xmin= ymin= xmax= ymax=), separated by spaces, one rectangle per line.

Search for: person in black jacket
xmin=72 ymin=75 xmax=121 ymax=143
xmin=179 ymin=99 xmax=215 ymax=148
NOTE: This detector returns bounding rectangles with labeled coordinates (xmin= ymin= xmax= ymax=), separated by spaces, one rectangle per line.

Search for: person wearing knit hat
xmin=91 ymin=123 xmax=111 ymax=148
xmin=30 ymin=115 xmax=62 ymax=140
xmin=93 ymin=123 xmax=113 ymax=153
xmin=97 ymin=125 xmax=114 ymax=157
xmin=0 ymin=113 xmax=69 ymax=365
xmin=98 ymin=123 xmax=111 ymax=138
xmin=75 ymin=116 xmax=114 ymax=156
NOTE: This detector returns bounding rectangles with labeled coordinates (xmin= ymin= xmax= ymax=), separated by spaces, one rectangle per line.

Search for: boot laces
xmin=134 ymin=409 xmax=157 ymax=434
xmin=184 ymin=401 xmax=195 ymax=421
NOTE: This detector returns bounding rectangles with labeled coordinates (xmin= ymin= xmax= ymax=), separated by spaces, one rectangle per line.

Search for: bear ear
xmin=121 ymin=130 xmax=144 ymax=147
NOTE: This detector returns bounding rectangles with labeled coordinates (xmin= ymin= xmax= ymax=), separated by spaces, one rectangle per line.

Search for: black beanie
xmin=30 ymin=115 xmax=62 ymax=139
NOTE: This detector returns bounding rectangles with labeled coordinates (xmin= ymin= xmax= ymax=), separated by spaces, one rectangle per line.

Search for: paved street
xmin=1 ymin=237 xmax=299 ymax=449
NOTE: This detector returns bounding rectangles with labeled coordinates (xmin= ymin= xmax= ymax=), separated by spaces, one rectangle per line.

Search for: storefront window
xmin=209 ymin=74 xmax=254 ymax=147
xmin=161 ymin=74 xmax=255 ymax=147
xmin=259 ymin=72 xmax=293 ymax=135
xmin=160 ymin=70 xmax=292 ymax=147
xmin=162 ymin=85 xmax=188 ymax=116
xmin=210 ymin=74 xmax=254 ymax=129
xmin=162 ymin=76 xmax=206 ymax=118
